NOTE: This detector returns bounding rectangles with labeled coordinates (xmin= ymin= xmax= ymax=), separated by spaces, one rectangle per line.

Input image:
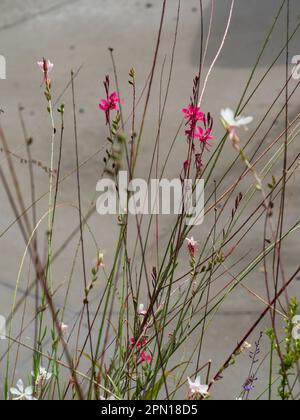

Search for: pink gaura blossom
xmin=130 ymin=337 xmax=148 ymax=350
xmin=37 ymin=58 xmax=53 ymax=84
xmin=140 ymin=351 xmax=152 ymax=363
xmin=99 ymin=85 xmax=120 ymax=125
xmin=181 ymin=101 xmax=213 ymax=175
xmin=182 ymin=105 xmax=205 ymax=122
xmin=181 ymin=91 xmax=213 ymax=177
xmin=194 ymin=127 xmax=212 ymax=145
xmin=99 ymin=92 xmax=120 ymax=112
xmin=186 ymin=237 xmax=197 ymax=259
xmin=130 ymin=337 xmax=152 ymax=364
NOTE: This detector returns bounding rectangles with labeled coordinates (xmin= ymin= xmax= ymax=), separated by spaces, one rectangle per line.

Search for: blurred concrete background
xmin=0 ymin=0 xmax=299 ymax=400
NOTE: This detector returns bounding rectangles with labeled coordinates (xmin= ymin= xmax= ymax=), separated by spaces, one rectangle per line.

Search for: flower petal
xmin=10 ymin=388 xmax=21 ymax=396
xmin=195 ymin=376 xmax=201 ymax=387
xmin=17 ymin=379 xmax=24 ymax=393
xmin=200 ymin=384 xmax=209 ymax=395
xmin=187 ymin=377 xmax=193 ymax=386
xmin=48 ymin=61 xmax=54 ymax=73
xmin=25 ymin=386 xmax=34 ymax=396
xmin=221 ymin=108 xmax=235 ymax=125
xmin=236 ymin=116 xmax=253 ymax=127
xmin=37 ymin=61 xmax=44 ymax=71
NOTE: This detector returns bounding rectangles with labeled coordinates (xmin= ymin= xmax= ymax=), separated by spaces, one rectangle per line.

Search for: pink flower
xmin=181 ymin=98 xmax=213 ymax=175
xmin=140 ymin=351 xmax=152 ymax=363
xmin=186 ymin=237 xmax=197 ymax=259
xmin=194 ymin=127 xmax=212 ymax=144
xmin=182 ymin=105 xmax=205 ymax=122
xmin=130 ymin=337 xmax=152 ymax=364
xmin=99 ymin=92 xmax=120 ymax=112
xmin=99 ymin=88 xmax=120 ymax=125
xmin=37 ymin=58 xmax=53 ymax=84
xmin=130 ymin=337 xmax=147 ymax=350
xmin=110 ymin=92 xmax=120 ymax=108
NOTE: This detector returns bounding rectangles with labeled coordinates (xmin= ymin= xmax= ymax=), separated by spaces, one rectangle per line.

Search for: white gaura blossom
xmin=137 ymin=304 xmax=147 ymax=316
xmin=10 ymin=379 xmax=36 ymax=401
xmin=32 ymin=366 xmax=52 ymax=386
xmin=187 ymin=376 xmax=209 ymax=399
xmin=221 ymin=108 xmax=253 ymax=129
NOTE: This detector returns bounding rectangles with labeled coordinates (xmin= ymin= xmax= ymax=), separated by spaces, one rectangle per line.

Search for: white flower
xmin=188 ymin=376 xmax=209 ymax=398
xmin=32 ymin=366 xmax=52 ymax=386
xmin=221 ymin=108 xmax=253 ymax=129
xmin=186 ymin=237 xmax=198 ymax=247
xmin=137 ymin=304 xmax=147 ymax=316
xmin=100 ymin=396 xmax=116 ymax=400
xmin=10 ymin=379 xmax=36 ymax=401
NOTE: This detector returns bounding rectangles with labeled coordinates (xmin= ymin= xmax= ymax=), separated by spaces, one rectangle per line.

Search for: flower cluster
xmin=32 ymin=366 xmax=52 ymax=387
xmin=130 ymin=337 xmax=152 ymax=364
xmin=187 ymin=376 xmax=209 ymax=400
xmin=10 ymin=366 xmax=52 ymax=401
xmin=182 ymin=104 xmax=205 ymax=122
xmin=10 ymin=379 xmax=35 ymax=401
xmin=99 ymin=76 xmax=120 ymax=125
xmin=182 ymin=103 xmax=213 ymax=175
